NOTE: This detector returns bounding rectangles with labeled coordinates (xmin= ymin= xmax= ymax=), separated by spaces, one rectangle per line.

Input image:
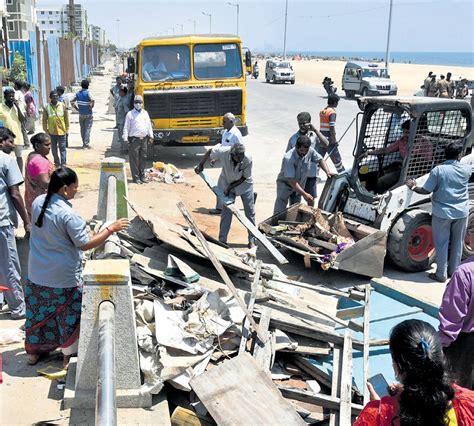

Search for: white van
xmin=342 ymin=61 xmax=397 ymax=97
xmin=265 ymin=60 xmax=295 ymax=84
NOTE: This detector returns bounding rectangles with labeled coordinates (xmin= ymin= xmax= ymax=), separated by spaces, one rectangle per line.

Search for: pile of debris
xmin=104 ymin=201 xmax=375 ymax=424
xmin=144 ymin=162 xmax=185 ymax=184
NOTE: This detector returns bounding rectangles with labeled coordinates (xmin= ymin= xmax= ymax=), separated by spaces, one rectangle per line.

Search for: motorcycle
xmin=252 ymin=65 xmax=259 ymax=79
xmin=322 ymin=76 xmax=337 ymax=96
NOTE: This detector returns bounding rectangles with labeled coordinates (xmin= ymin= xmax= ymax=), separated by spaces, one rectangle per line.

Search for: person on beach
xmin=436 ymin=74 xmax=450 ymax=98
xmin=273 ymin=135 xmax=334 ymax=214
xmin=427 ymin=74 xmax=438 ymax=97
xmin=122 ymin=95 xmax=154 ymax=184
xmin=423 ymin=71 xmax=433 ymax=96
xmin=72 ymin=80 xmax=95 ymax=149
xmin=0 ymin=128 xmax=30 ymax=320
xmin=0 ymin=87 xmax=26 ymax=172
xmin=446 ymin=72 xmax=455 ymax=98
xmin=43 ymin=90 xmax=69 ymax=166
xmin=24 ymin=133 xmax=55 ymax=220
xmin=319 ymin=94 xmax=345 ymax=173
xmin=286 ymin=112 xmax=330 ymax=198
xmin=406 ymin=142 xmax=470 ymax=282
xmin=438 ymin=225 xmax=474 ymax=390
xmin=355 ymin=319 xmax=474 ymax=425
xmin=195 ymin=143 xmax=256 ymax=248
xmin=25 ymin=166 xmax=129 ymax=368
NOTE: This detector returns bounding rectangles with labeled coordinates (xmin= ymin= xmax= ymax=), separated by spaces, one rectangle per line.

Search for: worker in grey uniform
xmin=286 ymin=111 xmax=330 ymax=198
xmin=274 ymin=135 xmax=335 ymax=215
xmin=195 ymin=143 xmax=256 ymax=248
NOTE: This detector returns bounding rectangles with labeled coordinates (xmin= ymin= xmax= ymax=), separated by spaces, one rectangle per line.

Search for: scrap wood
xmin=307 ymin=305 xmax=364 ymax=333
xmin=362 ymin=284 xmax=371 ymax=405
xmin=339 ymin=331 xmax=353 ymax=424
xmin=252 ymin=307 xmax=275 ymax=372
xmin=278 ymin=334 xmax=331 ymax=357
xmin=238 ymin=260 xmax=262 ymax=355
xmin=278 ymin=387 xmax=363 ymax=416
xmin=190 ymin=353 xmax=306 ymax=426
xmin=329 ymin=347 xmax=342 ymax=426
xmin=177 ymin=202 xmax=263 ymax=341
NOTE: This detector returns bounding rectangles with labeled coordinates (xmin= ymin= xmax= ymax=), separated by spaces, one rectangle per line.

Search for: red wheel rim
xmin=407 ymin=224 xmax=434 ymax=262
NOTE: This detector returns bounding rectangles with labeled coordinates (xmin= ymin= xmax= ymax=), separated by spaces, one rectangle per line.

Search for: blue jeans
xmin=0 ymin=225 xmax=25 ymax=316
xmin=219 ymin=189 xmax=256 ymax=244
xmin=50 ymin=134 xmax=67 ymax=166
xmin=432 ymin=215 xmax=468 ymax=279
xmin=79 ymin=114 xmax=93 ymax=146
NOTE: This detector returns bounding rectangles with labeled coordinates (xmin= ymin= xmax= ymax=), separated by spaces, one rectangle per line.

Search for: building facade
xmin=6 ymin=0 xmax=37 ymax=41
xmin=36 ymin=3 xmax=89 ymax=40
xmin=89 ymin=24 xmax=105 ymax=46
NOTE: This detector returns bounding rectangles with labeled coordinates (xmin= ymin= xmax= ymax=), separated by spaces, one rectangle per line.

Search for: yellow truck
xmin=129 ymin=34 xmax=248 ymax=158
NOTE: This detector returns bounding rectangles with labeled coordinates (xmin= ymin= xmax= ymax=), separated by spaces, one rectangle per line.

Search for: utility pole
xmin=202 ymin=12 xmax=212 ymax=34
xmin=384 ymin=0 xmax=394 ymax=74
xmin=283 ymin=0 xmax=288 ymax=59
xmin=116 ymin=19 xmax=120 ymax=47
xmin=188 ymin=19 xmax=197 ymax=34
xmin=227 ymin=2 xmax=239 ymax=36
xmin=177 ymin=24 xmax=184 ymax=35
xmin=68 ymin=0 xmax=76 ymax=36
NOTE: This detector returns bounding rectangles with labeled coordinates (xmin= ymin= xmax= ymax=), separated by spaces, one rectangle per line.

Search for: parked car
xmin=265 ymin=60 xmax=295 ymax=84
xmin=342 ymin=61 xmax=397 ymax=98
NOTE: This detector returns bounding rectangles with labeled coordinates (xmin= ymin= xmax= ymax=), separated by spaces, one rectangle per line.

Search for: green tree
xmin=6 ymin=52 xmax=27 ymax=84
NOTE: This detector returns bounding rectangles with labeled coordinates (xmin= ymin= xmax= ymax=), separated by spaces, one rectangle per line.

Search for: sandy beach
xmin=257 ymin=58 xmax=474 ymax=96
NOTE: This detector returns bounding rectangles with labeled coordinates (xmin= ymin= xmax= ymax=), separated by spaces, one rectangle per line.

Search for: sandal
xmin=27 ymin=354 xmax=41 ymax=365
xmin=427 ymin=272 xmax=447 ymax=283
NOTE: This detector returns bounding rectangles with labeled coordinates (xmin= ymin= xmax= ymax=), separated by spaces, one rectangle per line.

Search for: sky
xmin=37 ymin=0 xmax=474 ymax=53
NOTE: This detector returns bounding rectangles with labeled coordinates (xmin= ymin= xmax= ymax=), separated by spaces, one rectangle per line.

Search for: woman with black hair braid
xmin=25 ymin=166 xmax=129 ymax=368
xmin=355 ymin=319 xmax=473 ymax=425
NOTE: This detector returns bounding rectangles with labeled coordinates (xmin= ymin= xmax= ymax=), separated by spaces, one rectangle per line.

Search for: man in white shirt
xmin=221 ymin=112 xmax=243 ymax=147
xmin=123 ymin=95 xmax=154 ymax=184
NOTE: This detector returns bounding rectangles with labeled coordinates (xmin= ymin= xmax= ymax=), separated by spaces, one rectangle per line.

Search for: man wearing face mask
xmin=195 ymin=143 xmax=256 ymax=248
xmin=122 ymin=95 xmax=154 ymax=184
xmin=286 ymin=111 xmax=330 ymax=198
xmin=274 ymin=135 xmax=335 ymax=214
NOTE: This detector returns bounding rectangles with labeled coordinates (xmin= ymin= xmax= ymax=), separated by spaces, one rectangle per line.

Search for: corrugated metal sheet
xmin=28 ymin=31 xmax=40 ymax=107
xmin=47 ymin=36 xmax=61 ymax=91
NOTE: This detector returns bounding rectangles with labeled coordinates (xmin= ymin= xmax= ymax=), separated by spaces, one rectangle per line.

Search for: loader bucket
xmin=259 ymin=204 xmax=387 ymax=278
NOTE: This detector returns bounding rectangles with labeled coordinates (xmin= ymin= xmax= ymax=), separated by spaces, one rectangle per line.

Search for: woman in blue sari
xmin=25 ymin=166 xmax=129 ymax=367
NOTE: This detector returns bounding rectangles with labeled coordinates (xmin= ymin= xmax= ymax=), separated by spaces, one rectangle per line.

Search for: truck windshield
xmin=142 ymin=45 xmax=190 ymax=82
xmin=193 ymin=43 xmax=242 ymax=79
xmin=276 ymin=62 xmax=291 ymax=68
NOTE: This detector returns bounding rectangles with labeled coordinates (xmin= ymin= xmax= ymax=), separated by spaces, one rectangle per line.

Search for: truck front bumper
xmin=152 ymin=125 xmax=248 ymax=146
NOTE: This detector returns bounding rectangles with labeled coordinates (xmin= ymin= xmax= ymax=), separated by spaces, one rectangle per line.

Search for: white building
xmin=89 ymin=24 xmax=105 ymax=46
xmin=36 ymin=3 xmax=88 ymax=40
xmin=6 ymin=0 xmax=37 ymax=41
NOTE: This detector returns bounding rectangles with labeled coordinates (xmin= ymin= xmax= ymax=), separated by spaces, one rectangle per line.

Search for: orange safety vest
xmin=320 ymin=107 xmax=336 ymax=132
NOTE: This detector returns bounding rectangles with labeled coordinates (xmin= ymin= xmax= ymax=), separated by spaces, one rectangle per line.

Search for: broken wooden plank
xmin=198 ymin=170 xmax=234 ymax=205
xmin=279 ymin=333 xmax=331 ymax=357
xmin=238 ymin=260 xmax=262 ymax=355
xmin=278 ymin=387 xmax=363 ymax=416
xmin=190 ymin=353 xmax=305 ymax=426
xmin=177 ymin=201 xmax=262 ymax=338
xmin=226 ymin=203 xmax=289 ymax=265
xmin=363 ymin=284 xmax=371 ymax=405
xmin=329 ymin=347 xmax=342 ymax=426
xmin=307 ymin=304 xmax=363 ymax=332
xmin=339 ymin=330 xmax=353 ymax=425
xmin=253 ymin=307 xmax=273 ymax=372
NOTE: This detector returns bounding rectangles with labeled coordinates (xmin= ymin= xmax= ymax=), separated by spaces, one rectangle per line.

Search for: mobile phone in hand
xmin=368 ymin=374 xmax=390 ymax=398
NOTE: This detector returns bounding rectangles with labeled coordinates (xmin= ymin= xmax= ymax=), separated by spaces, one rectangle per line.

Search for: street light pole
xmin=116 ymin=19 xmax=120 ymax=48
xmin=202 ymin=12 xmax=212 ymax=34
xmin=188 ymin=19 xmax=197 ymax=34
xmin=227 ymin=2 xmax=239 ymax=36
xmin=283 ymin=0 xmax=288 ymax=59
xmin=384 ymin=0 xmax=394 ymax=74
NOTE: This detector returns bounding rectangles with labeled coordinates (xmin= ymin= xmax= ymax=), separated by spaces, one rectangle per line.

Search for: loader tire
xmin=462 ymin=206 xmax=474 ymax=260
xmin=387 ymin=209 xmax=435 ymax=272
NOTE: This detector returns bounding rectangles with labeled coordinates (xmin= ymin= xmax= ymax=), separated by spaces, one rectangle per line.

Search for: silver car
xmin=265 ymin=60 xmax=295 ymax=84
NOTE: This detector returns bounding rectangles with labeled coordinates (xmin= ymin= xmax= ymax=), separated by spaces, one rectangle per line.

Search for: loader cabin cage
xmin=355 ymin=98 xmax=470 ymax=194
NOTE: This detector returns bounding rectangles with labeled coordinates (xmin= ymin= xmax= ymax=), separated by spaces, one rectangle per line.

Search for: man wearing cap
xmin=195 ymin=143 xmax=256 ymax=248
xmin=122 ymin=95 xmax=154 ymax=184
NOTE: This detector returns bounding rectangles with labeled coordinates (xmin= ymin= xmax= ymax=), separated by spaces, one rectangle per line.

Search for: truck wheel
xmin=266 ymin=76 xmax=270 ymax=83
xmin=387 ymin=209 xmax=435 ymax=272
xmin=344 ymin=90 xmax=352 ymax=98
xmin=272 ymin=75 xmax=276 ymax=84
xmin=290 ymin=80 xmax=295 ymax=85
xmin=462 ymin=206 xmax=474 ymax=259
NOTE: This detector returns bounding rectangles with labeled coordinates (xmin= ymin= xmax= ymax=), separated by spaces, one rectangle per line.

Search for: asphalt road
xmin=244 ymin=77 xmax=361 ymax=218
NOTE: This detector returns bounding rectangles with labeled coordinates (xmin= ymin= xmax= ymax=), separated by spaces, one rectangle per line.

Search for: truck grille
xmin=376 ymin=85 xmax=391 ymax=90
xmin=280 ymin=73 xmax=290 ymax=76
xmin=144 ymin=89 xmax=243 ymax=120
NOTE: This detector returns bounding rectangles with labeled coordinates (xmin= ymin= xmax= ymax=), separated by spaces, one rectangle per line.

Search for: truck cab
xmin=342 ymin=61 xmax=397 ymax=98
